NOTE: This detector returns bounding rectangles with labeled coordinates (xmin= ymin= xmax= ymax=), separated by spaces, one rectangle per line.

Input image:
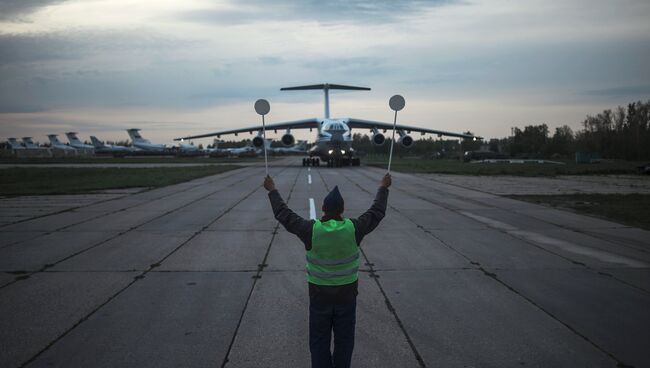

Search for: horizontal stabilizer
xmin=281 ymin=83 xmax=370 ymax=91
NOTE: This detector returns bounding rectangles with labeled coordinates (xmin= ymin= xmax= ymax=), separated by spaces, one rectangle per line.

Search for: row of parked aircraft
xmin=4 ymin=129 xmax=308 ymax=157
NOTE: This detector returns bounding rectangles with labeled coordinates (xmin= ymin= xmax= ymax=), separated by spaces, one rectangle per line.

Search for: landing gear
xmin=302 ymin=157 xmax=320 ymax=167
xmin=324 ymin=157 xmax=360 ymax=167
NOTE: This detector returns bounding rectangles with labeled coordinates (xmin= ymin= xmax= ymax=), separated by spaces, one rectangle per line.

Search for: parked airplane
xmin=207 ymin=139 xmax=231 ymax=157
xmin=47 ymin=134 xmax=76 ymax=150
xmin=175 ymin=83 xmax=479 ymax=166
xmin=177 ymin=142 xmax=204 ymax=157
xmin=22 ymin=137 xmax=41 ymax=149
xmin=126 ymin=129 xmax=167 ymax=152
xmin=231 ymin=142 xmax=258 ymax=157
xmin=65 ymin=132 xmax=95 ymax=151
xmin=269 ymin=140 xmax=308 ymax=154
xmin=6 ymin=138 xmax=25 ymax=150
xmin=207 ymin=139 xmax=259 ymax=157
xmin=90 ymin=136 xmax=132 ymax=155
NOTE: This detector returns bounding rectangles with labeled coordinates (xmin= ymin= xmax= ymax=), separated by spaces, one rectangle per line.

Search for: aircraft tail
xmin=7 ymin=138 xmax=23 ymax=149
xmin=22 ymin=137 xmax=39 ymax=149
xmin=90 ymin=136 xmax=105 ymax=148
xmin=126 ymin=129 xmax=149 ymax=143
xmin=65 ymin=132 xmax=83 ymax=145
xmin=47 ymin=134 xmax=62 ymax=145
xmin=281 ymin=83 xmax=370 ymax=119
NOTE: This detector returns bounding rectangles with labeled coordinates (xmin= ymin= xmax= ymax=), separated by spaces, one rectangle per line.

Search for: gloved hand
xmin=264 ymin=175 xmax=276 ymax=191
xmin=380 ymin=173 xmax=392 ymax=188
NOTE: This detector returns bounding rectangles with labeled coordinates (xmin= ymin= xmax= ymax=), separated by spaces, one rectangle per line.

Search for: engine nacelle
xmin=281 ymin=133 xmax=295 ymax=146
xmin=372 ymin=133 xmax=386 ymax=146
xmin=398 ymin=135 xmax=414 ymax=148
xmin=252 ymin=136 xmax=265 ymax=148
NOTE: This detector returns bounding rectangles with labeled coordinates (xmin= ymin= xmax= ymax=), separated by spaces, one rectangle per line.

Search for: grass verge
xmin=365 ymin=156 xmax=644 ymax=176
xmin=0 ymin=165 xmax=241 ymax=196
xmin=507 ymin=194 xmax=650 ymax=230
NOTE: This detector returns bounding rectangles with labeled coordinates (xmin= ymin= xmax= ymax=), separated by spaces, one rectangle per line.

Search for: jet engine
xmin=371 ymin=128 xmax=386 ymax=146
xmin=397 ymin=130 xmax=414 ymax=148
xmin=398 ymin=135 xmax=414 ymax=148
xmin=252 ymin=135 xmax=265 ymax=148
xmin=281 ymin=133 xmax=295 ymax=146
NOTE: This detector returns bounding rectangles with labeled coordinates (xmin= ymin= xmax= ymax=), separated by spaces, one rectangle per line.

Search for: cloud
xmin=0 ymin=0 xmax=68 ymax=21
xmin=178 ymin=0 xmax=457 ymax=25
xmin=583 ymin=85 xmax=650 ymax=98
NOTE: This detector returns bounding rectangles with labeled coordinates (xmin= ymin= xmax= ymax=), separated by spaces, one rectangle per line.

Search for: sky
xmin=0 ymin=0 xmax=649 ymax=145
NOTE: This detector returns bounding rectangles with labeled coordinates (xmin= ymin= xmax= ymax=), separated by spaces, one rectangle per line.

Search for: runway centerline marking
xmin=309 ymin=198 xmax=316 ymax=220
xmin=308 ymin=174 xmax=312 ymax=184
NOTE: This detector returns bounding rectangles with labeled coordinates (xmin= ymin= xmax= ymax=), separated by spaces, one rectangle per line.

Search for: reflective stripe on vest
xmin=306 ymin=252 xmax=359 ymax=266
xmin=307 ymin=267 xmax=357 ymax=279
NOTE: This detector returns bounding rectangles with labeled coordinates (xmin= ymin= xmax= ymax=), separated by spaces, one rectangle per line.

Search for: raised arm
xmin=351 ymin=174 xmax=391 ymax=245
xmin=264 ymin=176 xmax=313 ymax=248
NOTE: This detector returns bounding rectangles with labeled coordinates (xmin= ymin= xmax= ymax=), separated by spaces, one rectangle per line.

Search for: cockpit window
xmin=325 ymin=122 xmax=347 ymax=131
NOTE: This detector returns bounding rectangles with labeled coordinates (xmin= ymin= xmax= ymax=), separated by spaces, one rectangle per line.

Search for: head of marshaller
xmin=322 ymin=185 xmax=344 ymax=217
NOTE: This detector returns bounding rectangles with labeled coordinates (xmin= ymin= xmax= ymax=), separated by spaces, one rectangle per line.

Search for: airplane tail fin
xmin=90 ymin=136 xmax=105 ymax=148
xmin=65 ymin=132 xmax=83 ymax=145
xmin=22 ymin=137 xmax=38 ymax=148
xmin=47 ymin=134 xmax=62 ymax=145
xmin=280 ymin=84 xmax=370 ymax=91
xmin=281 ymin=83 xmax=370 ymax=119
xmin=126 ymin=129 xmax=148 ymax=143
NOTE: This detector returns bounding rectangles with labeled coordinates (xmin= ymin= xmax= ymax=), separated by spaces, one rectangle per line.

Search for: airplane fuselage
xmin=309 ymin=118 xmax=354 ymax=161
xmin=133 ymin=142 xmax=166 ymax=152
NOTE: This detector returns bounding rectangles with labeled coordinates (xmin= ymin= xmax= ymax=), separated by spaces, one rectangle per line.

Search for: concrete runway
xmin=1 ymin=159 xmax=649 ymax=367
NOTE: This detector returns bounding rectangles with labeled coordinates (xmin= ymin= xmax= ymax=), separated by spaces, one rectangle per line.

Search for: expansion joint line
xmin=373 ymin=168 xmax=650 ymax=295
xmin=16 ymin=165 xmax=288 ymax=368
xmin=317 ymin=168 xmax=427 ymax=368
xmin=0 ymin=166 xmax=246 ymax=231
xmin=413 ymin=172 xmax=650 ymax=256
xmin=221 ymin=166 xmax=303 ymax=368
xmin=1 ymin=167 xmax=266 ymax=291
xmin=353 ymin=168 xmax=628 ymax=367
xmin=0 ymin=167 xmax=250 ymax=250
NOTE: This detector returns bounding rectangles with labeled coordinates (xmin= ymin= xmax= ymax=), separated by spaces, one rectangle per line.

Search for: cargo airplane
xmin=175 ymin=83 xmax=479 ymax=166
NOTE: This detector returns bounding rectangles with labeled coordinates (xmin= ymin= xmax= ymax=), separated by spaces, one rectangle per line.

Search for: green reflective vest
xmin=306 ymin=218 xmax=359 ymax=286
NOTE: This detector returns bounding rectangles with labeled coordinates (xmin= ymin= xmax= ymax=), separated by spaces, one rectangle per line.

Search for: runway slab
xmin=1 ymin=161 xmax=648 ymax=367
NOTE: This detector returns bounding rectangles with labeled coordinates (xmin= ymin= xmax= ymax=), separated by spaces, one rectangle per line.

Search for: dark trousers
xmin=309 ymin=299 xmax=356 ymax=368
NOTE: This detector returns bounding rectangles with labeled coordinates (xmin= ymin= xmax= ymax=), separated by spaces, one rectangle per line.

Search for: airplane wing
xmin=346 ymin=118 xmax=481 ymax=140
xmin=174 ymin=118 xmax=320 ymax=141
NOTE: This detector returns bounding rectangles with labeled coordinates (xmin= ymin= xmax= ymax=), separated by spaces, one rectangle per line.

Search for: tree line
xmin=499 ymin=99 xmax=649 ymax=160
xmin=352 ymin=99 xmax=649 ymax=161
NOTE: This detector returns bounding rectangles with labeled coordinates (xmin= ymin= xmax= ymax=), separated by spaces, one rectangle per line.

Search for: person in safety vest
xmin=264 ymin=173 xmax=391 ymax=368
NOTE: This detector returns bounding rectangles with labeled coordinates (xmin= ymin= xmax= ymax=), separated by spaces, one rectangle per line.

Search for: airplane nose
xmin=329 ymin=132 xmax=343 ymax=142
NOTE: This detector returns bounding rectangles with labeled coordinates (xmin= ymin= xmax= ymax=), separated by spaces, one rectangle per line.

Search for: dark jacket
xmin=268 ymin=187 xmax=389 ymax=303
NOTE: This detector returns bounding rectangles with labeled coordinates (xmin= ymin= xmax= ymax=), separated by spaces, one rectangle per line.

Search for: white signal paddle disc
xmin=389 ymin=95 xmax=405 ymax=112
xmin=255 ymin=99 xmax=270 ymax=115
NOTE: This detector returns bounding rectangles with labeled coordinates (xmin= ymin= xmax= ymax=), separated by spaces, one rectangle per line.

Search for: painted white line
xmin=308 ymin=174 xmax=312 ymax=184
xmin=309 ymin=198 xmax=316 ymax=220
xmin=308 ymin=167 xmax=311 ymax=172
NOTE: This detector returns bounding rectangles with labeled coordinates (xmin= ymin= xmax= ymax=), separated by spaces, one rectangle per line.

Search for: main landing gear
xmin=302 ymin=157 xmax=320 ymax=167
xmin=326 ymin=157 xmax=361 ymax=167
